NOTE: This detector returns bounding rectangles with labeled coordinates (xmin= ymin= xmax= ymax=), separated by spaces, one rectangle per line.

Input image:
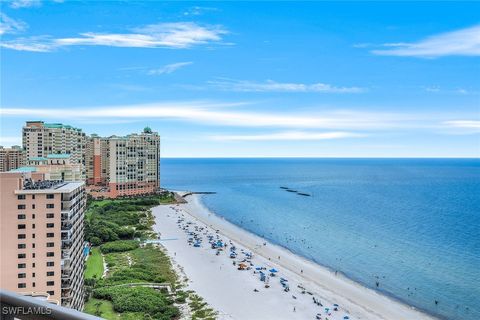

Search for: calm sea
xmin=161 ymin=158 xmax=480 ymax=320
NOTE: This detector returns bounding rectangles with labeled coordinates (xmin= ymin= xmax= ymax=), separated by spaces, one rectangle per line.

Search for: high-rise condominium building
xmin=0 ymin=171 xmax=86 ymax=310
xmin=22 ymin=121 xmax=87 ymax=176
xmin=0 ymin=145 xmax=25 ymax=172
xmin=86 ymin=127 xmax=160 ymax=198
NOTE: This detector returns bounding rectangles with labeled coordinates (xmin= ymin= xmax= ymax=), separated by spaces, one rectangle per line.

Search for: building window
xmin=46 ymin=233 xmax=54 ymax=238
xmin=32 ymin=214 xmax=35 ymax=219
xmin=32 ymin=263 xmax=35 ymax=268
xmin=18 ymin=234 xmax=26 ymax=239
xmin=32 ymin=234 xmax=35 ymax=239
xmin=46 ymin=223 xmax=54 ymax=228
xmin=46 ymin=262 xmax=54 ymax=267
xmin=18 ymin=263 xmax=26 ymax=268
xmin=18 ymin=244 xmax=26 ymax=249
xmin=32 ymin=243 xmax=35 ymax=248
xmin=18 ymin=224 xmax=26 ymax=229
xmin=32 ymin=253 xmax=35 ymax=258
xmin=32 ymin=273 xmax=35 ymax=277
xmin=46 ymin=213 xmax=54 ymax=218
xmin=17 ymin=204 xmax=26 ymax=209
xmin=47 ymin=291 xmax=54 ymax=296
xmin=18 ymin=254 xmax=26 ymax=259
xmin=17 ymin=214 xmax=26 ymax=219
xmin=46 ymin=271 xmax=54 ymax=276
xmin=32 ymin=224 xmax=35 ymax=229
xmin=47 ymin=242 xmax=54 ymax=247
xmin=46 ymin=194 xmax=54 ymax=199
xmin=32 ymin=204 xmax=35 ymax=209
xmin=17 ymin=195 xmax=26 ymax=200
xmin=18 ymin=283 xmax=26 ymax=289
xmin=46 ymin=204 xmax=54 ymax=209
xmin=18 ymin=273 xmax=26 ymax=278
xmin=46 ymin=281 xmax=54 ymax=286
xmin=32 ymin=195 xmax=35 ymax=200
xmin=32 ymin=282 xmax=36 ymax=288
xmin=46 ymin=252 xmax=54 ymax=257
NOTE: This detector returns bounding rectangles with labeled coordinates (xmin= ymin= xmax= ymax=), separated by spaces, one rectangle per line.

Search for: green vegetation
xmin=85 ymin=247 xmax=103 ymax=280
xmin=85 ymin=193 xmax=175 ymax=246
xmin=84 ymin=194 xmax=187 ymax=320
xmin=84 ymin=298 xmax=121 ymax=319
xmin=100 ymin=240 xmax=140 ymax=254
xmin=93 ymin=286 xmax=178 ymax=320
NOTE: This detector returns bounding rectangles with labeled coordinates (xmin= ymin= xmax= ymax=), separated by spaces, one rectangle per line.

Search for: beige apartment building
xmin=0 ymin=145 xmax=25 ymax=172
xmin=0 ymin=171 xmax=86 ymax=310
xmin=22 ymin=121 xmax=87 ymax=177
xmin=86 ymin=127 xmax=160 ymax=198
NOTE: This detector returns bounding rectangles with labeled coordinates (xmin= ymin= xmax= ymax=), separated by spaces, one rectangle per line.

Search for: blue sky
xmin=1 ymin=1 xmax=479 ymax=157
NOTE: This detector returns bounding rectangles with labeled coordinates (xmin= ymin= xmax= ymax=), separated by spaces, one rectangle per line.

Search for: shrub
xmin=100 ymin=240 xmax=139 ymax=254
xmin=90 ymin=236 xmax=102 ymax=246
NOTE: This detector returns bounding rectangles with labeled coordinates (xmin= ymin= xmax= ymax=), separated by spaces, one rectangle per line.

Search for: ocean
xmin=161 ymin=158 xmax=480 ymax=320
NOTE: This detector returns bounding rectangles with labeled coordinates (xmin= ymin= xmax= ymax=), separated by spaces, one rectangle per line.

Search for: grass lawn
xmin=84 ymin=298 xmax=121 ymax=320
xmin=85 ymin=247 xmax=103 ymax=279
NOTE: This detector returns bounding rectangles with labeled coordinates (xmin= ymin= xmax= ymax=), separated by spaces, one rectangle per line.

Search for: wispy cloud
xmin=444 ymin=120 xmax=480 ymax=129
xmin=10 ymin=0 xmax=41 ymax=9
xmin=0 ymin=13 xmax=28 ymax=35
xmin=371 ymin=25 xmax=480 ymax=57
xmin=183 ymin=6 xmax=219 ymax=16
xmin=424 ymin=86 xmax=478 ymax=95
xmin=1 ymin=22 xmax=228 ymax=52
xmin=209 ymin=79 xmax=365 ymax=93
xmin=210 ymin=131 xmax=365 ymax=141
xmin=0 ymin=102 xmax=420 ymax=131
xmin=148 ymin=62 xmax=193 ymax=75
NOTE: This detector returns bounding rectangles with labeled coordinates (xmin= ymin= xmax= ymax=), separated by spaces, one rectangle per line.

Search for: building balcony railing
xmin=61 ymin=222 xmax=72 ymax=231
xmin=1 ymin=289 xmax=101 ymax=320
xmin=61 ymin=241 xmax=72 ymax=250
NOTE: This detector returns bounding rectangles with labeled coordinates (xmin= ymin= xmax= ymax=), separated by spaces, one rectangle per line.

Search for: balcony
xmin=61 ymin=222 xmax=72 ymax=231
xmin=1 ymin=289 xmax=101 ymax=320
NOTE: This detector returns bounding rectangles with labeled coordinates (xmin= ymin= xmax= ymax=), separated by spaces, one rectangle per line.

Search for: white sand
xmin=153 ymin=194 xmax=436 ymax=320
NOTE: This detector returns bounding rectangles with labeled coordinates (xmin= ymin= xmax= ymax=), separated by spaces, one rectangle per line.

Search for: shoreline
xmin=153 ymin=192 xmax=437 ymax=320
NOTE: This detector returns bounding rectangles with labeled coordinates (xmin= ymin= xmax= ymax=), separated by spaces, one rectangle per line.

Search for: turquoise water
xmin=161 ymin=158 xmax=480 ymax=320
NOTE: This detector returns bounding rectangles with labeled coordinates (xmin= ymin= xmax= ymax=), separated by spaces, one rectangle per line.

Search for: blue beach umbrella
xmin=343 ymin=316 xmax=349 ymax=319
xmin=269 ymin=268 xmax=278 ymax=273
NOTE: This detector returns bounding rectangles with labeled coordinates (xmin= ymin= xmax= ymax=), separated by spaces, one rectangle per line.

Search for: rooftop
xmin=10 ymin=166 xmax=38 ymax=173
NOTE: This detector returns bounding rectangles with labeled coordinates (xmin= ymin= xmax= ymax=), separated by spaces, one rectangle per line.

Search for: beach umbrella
xmin=334 ymin=304 xmax=339 ymax=307
xmin=255 ymin=267 xmax=262 ymax=270
xmin=269 ymin=268 xmax=278 ymax=273
xmin=343 ymin=316 xmax=349 ymax=319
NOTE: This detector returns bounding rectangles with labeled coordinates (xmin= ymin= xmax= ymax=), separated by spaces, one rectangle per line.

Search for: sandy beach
xmin=153 ymin=193 xmax=436 ymax=320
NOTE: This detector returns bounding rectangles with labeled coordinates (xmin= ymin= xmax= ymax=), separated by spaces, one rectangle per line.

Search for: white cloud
xmin=10 ymin=0 xmax=41 ymax=8
xmin=210 ymin=131 xmax=365 ymax=141
xmin=209 ymin=79 xmax=365 ymax=93
xmin=0 ymin=102 xmax=414 ymax=131
xmin=0 ymin=13 xmax=28 ymax=35
xmin=371 ymin=25 xmax=480 ymax=57
xmin=1 ymin=22 xmax=228 ymax=52
xmin=443 ymin=120 xmax=480 ymax=129
xmin=183 ymin=6 xmax=219 ymax=16
xmin=148 ymin=62 xmax=193 ymax=75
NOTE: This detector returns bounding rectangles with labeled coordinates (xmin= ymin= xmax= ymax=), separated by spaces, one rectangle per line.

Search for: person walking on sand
xmin=293 ymin=307 xmax=296 ymax=312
